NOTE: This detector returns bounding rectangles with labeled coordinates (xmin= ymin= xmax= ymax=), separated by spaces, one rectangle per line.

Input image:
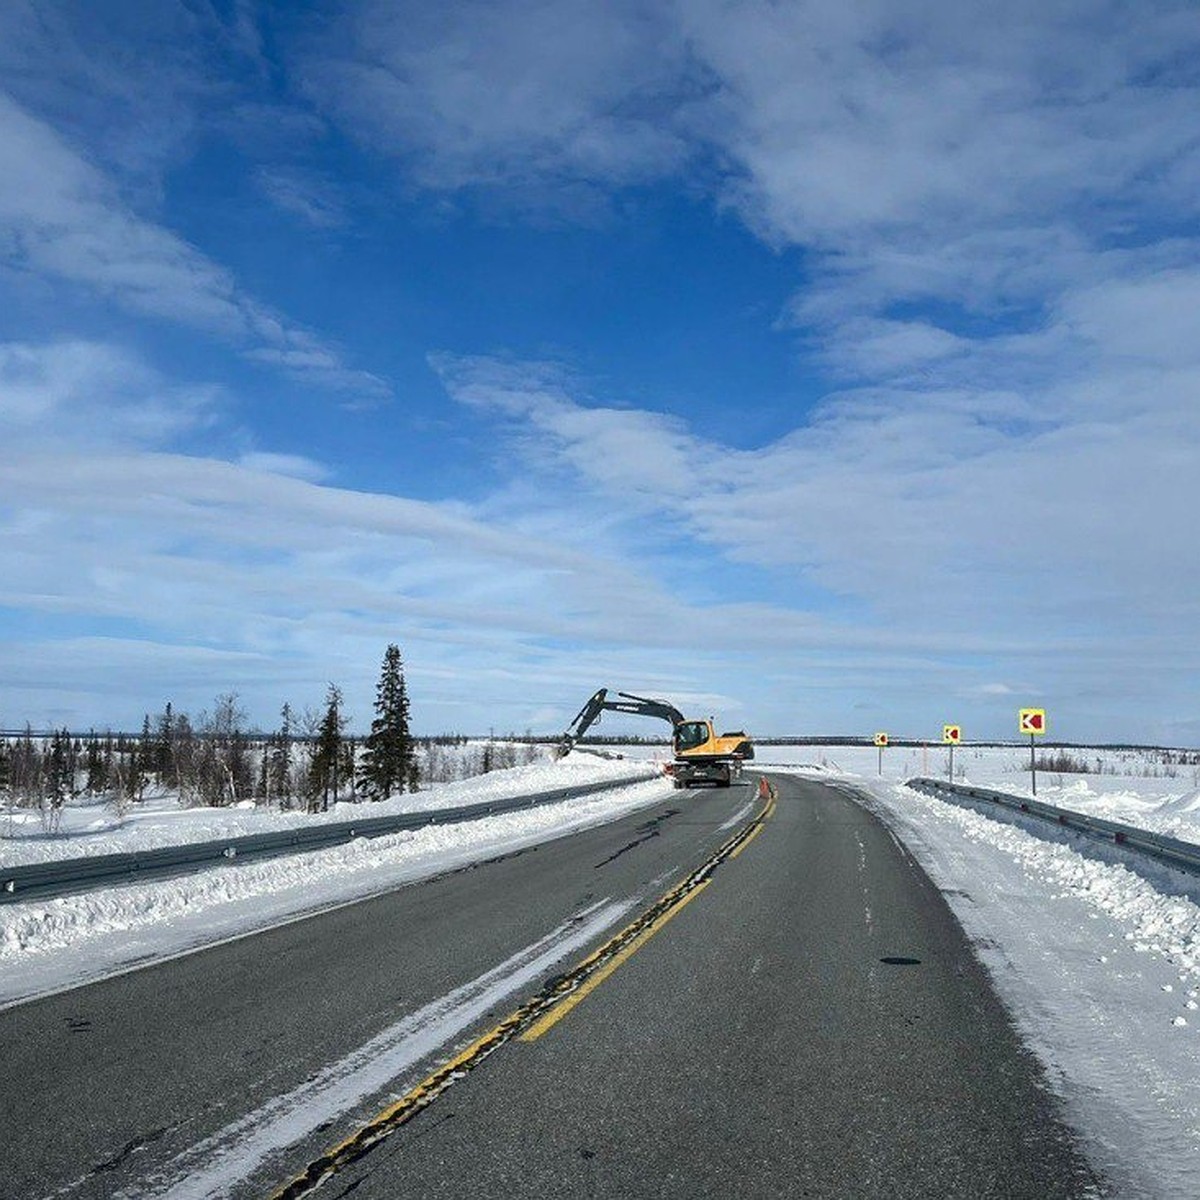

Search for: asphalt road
xmin=0 ymin=775 xmax=1103 ymax=1199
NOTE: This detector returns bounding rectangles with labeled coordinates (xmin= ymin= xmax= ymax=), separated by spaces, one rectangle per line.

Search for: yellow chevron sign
xmin=1019 ymin=708 xmax=1047 ymax=736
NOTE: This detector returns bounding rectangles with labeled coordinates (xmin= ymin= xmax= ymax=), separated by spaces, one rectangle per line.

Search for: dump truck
xmin=559 ymin=688 xmax=753 ymax=788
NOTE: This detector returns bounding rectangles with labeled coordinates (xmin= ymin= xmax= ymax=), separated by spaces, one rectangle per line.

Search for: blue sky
xmin=2 ymin=0 xmax=1199 ymax=744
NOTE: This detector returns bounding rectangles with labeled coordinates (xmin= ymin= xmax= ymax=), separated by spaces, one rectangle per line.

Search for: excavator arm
xmin=559 ymin=688 xmax=685 ymax=755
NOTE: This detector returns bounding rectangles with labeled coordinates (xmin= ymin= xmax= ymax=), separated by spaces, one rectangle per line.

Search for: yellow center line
xmin=520 ymin=879 xmax=712 ymax=1042
xmin=268 ymin=791 xmax=775 ymax=1199
xmin=730 ymin=821 xmax=764 ymax=858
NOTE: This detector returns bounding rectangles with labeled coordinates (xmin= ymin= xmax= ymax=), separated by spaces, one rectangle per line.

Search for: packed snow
xmin=755 ymin=740 xmax=1200 ymax=846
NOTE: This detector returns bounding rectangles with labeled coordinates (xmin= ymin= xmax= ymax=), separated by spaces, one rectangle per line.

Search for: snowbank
xmin=0 ymin=754 xmax=656 ymax=866
xmin=0 ymin=756 xmax=668 ymax=1007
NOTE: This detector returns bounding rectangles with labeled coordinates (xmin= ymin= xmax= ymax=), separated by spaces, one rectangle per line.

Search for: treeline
xmin=1034 ymin=747 xmax=1200 ymax=777
xmin=0 ymin=727 xmax=545 ymax=833
xmin=0 ymin=694 xmax=380 ymax=822
xmin=0 ymin=645 xmax=550 ymax=831
xmin=0 ymin=644 xmax=419 ymax=824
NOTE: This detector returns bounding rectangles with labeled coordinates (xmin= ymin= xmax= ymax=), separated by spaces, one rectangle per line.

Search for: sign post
xmin=942 ymin=724 xmax=961 ymax=781
xmin=1019 ymin=708 xmax=1047 ymax=795
xmin=874 ymin=732 xmax=888 ymax=775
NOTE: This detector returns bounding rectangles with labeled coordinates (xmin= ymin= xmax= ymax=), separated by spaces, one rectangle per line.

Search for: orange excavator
xmin=559 ymin=688 xmax=753 ymax=788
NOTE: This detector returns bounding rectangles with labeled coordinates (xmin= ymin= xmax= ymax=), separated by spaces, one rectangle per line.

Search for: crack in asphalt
xmin=591 ymin=809 xmax=681 ymax=869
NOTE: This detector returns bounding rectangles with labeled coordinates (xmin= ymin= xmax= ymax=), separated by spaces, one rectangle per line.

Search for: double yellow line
xmin=519 ymin=877 xmax=712 ymax=1042
xmin=731 ymin=787 xmax=776 ymax=860
xmin=270 ymin=781 xmax=777 ymax=1199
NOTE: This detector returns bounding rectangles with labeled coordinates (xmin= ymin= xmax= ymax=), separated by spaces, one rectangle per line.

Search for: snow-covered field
xmin=5 ymin=739 xmax=1200 ymax=1194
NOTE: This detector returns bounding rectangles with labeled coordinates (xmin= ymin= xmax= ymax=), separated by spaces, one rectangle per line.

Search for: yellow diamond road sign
xmin=943 ymin=724 xmax=961 ymax=744
xmin=874 ymin=732 xmax=888 ymax=747
xmin=1019 ymin=708 xmax=1047 ymax=736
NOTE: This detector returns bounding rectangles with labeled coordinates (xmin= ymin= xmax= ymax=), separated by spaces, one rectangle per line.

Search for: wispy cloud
xmin=4 ymin=334 xmax=1192 ymax=738
xmin=4 ymin=2 xmax=1198 ymax=741
xmin=305 ymin=0 xmax=697 ymax=196
xmin=312 ymin=0 xmax=1200 ymax=739
xmin=305 ymin=3 xmax=1200 ymax=339
xmin=6 ymin=335 xmax=1028 ymax=736
xmin=0 ymin=89 xmax=383 ymax=402
xmin=432 ymin=348 xmax=1200 ymax=679
xmin=254 ymin=166 xmax=347 ymax=229
xmin=0 ymin=340 xmax=219 ymax=445
xmin=1 ymin=340 xmax=851 ymax=730
xmin=0 ymin=91 xmax=239 ymax=332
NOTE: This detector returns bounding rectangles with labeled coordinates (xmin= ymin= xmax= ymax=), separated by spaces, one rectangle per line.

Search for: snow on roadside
xmin=0 ymin=763 xmax=671 ymax=1009
xmin=0 ymin=755 xmax=654 ymax=866
xmin=786 ymin=741 xmax=1200 ymax=845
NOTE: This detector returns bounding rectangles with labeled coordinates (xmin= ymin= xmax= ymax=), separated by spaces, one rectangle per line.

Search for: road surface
xmin=0 ymin=775 xmax=1101 ymax=1198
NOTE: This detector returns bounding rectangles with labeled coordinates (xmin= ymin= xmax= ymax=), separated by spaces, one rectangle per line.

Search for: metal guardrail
xmin=906 ymin=777 xmax=1200 ymax=879
xmin=0 ymin=773 xmax=656 ymax=904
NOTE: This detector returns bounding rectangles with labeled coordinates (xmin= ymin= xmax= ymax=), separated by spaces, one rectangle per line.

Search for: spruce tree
xmin=84 ymin=732 xmax=105 ymax=796
xmin=124 ymin=732 xmax=147 ymax=804
xmin=358 ymin=644 xmax=416 ymax=801
xmin=155 ymin=702 xmax=176 ymax=784
xmin=139 ymin=714 xmax=153 ymax=791
xmin=307 ymin=684 xmax=345 ymax=812
xmin=270 ymin=702 xmax=295 ymax=809
xmin=48 ymin=729 xmax=75 ymax=804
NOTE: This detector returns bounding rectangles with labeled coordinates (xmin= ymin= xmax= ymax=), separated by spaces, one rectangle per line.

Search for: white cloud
xmin=434 ymin=350 xmax=1200 ymax=673
xmin=0 ymin=340 xmax=218 ymax=444
xmin=0 ymin=91 xmax=241 ymax=332
xmin=238 ymin=452 xmax=330 ymax=483
xmin=254 ymin=166 xmax=347 ymax=229
xmin=4 ymin=3 xmax=1199 ymax=740
xmin=304 ymin=1 xmax=1200 ymax=356
xmin=1058 ymin=268 xmax=1200 ymax=369
xmin=9 ymin=338 xmax=1064 ymax=737
xmin=433 ymin=354 xmax=700 ymax=499
xmin=681 ymin=0 xmax=1200 ymax=242
xmin=305 ymin=0 xmax=695 ymax=193
xmin=817 ymin=318 xmax=971 ymax=379
xmin=0 ymin=0 xmax=210 ymax=185
xmin=0 ymin=90 xmax=386 ymax=402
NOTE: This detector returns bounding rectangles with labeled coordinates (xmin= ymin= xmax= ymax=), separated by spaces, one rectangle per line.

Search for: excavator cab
xmin=673 ymin=721 xmax=713 ymax=753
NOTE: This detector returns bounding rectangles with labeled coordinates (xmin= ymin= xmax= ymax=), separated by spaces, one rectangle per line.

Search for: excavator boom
xmin=559 ymin=688 xmax=684 ymax=755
